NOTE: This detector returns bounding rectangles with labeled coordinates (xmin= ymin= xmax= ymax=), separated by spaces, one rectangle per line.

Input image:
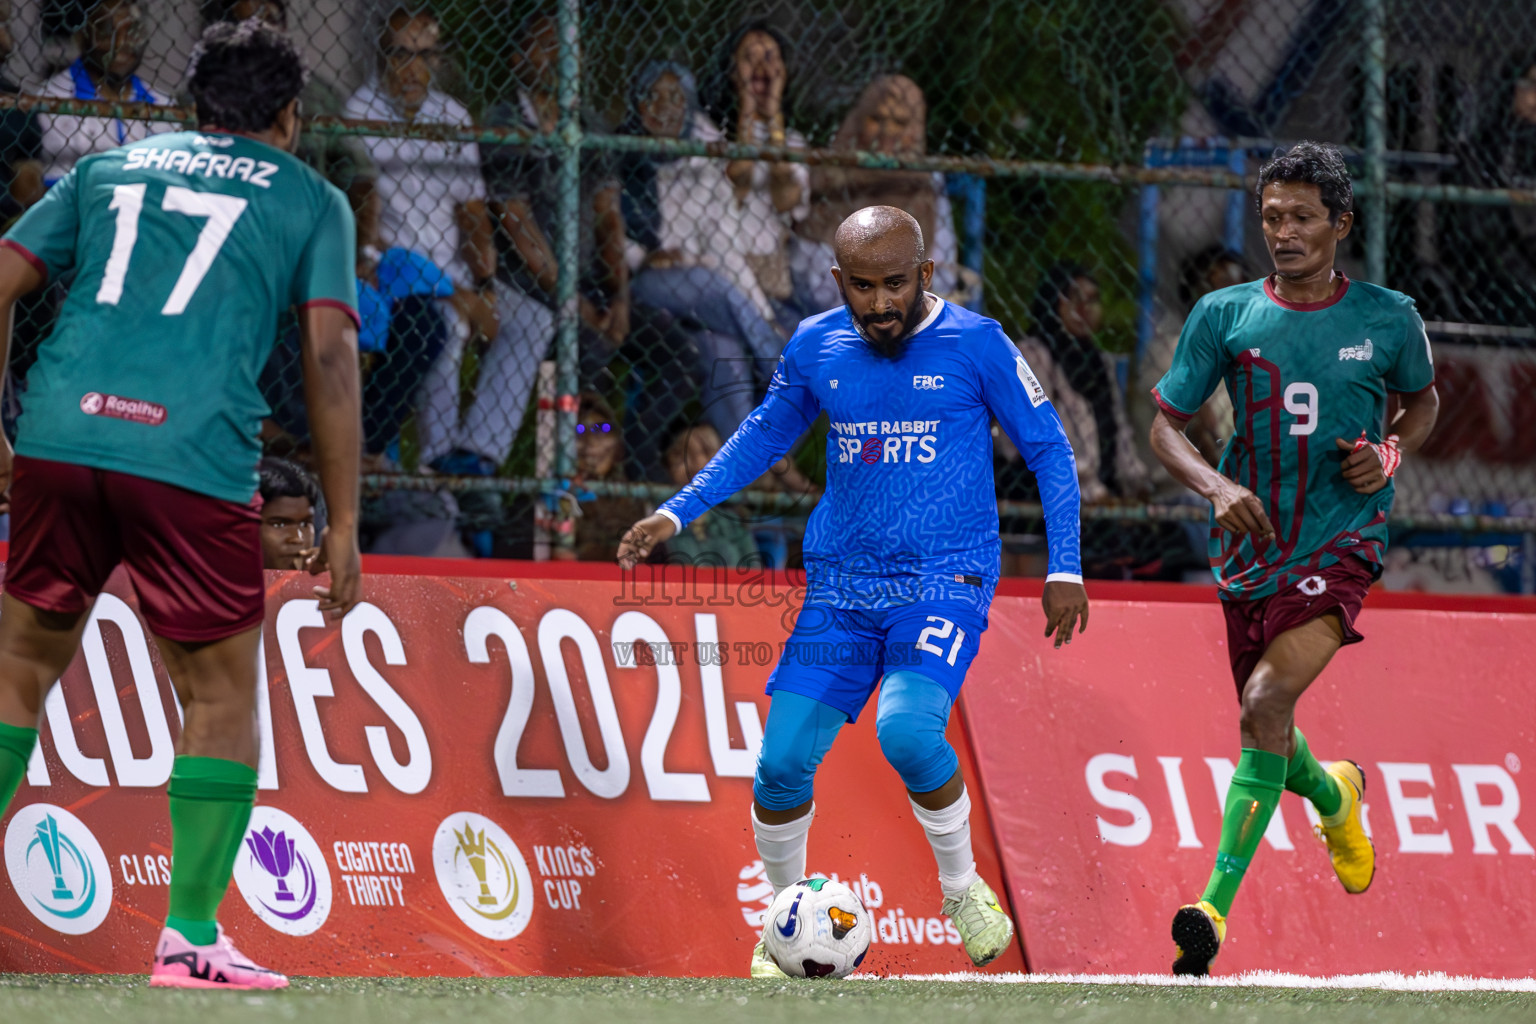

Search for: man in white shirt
xmin=344 ymin=6 xmax=511 ymax=473
xmin=38 ymin=0 xmax=171 ymax=182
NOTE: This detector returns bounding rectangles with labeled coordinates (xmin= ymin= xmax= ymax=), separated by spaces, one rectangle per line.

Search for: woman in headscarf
xmin=791 ymin=74 xmax=960 ymax=313
xmin=616 ymin=60 xmax=789 ymax=440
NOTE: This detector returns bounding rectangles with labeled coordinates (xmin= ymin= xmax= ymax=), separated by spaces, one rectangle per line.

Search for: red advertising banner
xmin=0 ymin=564 xmax=1023 ymax=978
xmin=963 ymin=589 xmax=1536 ymax=978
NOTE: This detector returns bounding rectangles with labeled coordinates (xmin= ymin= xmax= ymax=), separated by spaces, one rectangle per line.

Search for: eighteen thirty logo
xmin=232 ymin=807 xmax=332 ymax=936
xmin=4 ymin=804 xmax=113 ymax=934
xmin=432 ymin=812 xmax=533 ymax=940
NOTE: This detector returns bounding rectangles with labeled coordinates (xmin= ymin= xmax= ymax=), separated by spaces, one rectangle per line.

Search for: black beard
xmin=847 ymin=292 xmax=928 ymax=360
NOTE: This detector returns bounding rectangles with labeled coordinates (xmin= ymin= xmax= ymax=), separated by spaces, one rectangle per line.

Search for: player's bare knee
xmin=1239 ymin=672 xmax=1297 ymax=746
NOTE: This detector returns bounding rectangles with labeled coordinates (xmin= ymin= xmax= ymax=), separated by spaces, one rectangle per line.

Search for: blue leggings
xmin=752 ymin=671 xmax=959 ymax=810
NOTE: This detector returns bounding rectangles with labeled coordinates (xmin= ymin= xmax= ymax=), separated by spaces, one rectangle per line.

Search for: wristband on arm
xmin=1352 ymin=431 xmax=1402 ymax=477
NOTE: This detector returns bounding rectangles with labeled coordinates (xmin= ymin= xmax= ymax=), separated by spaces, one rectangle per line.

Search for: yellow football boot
xmin=1170 ymin=900 xmax=1226 ymax=976
xmin=1315 ymin=760 xmax=1375 ymax=894
xmin=750 ymin=939 xmax=788 ymax=979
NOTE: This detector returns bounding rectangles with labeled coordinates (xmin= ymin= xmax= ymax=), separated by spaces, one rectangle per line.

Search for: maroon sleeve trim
xmin=1151 ymin=386 xmax=1194 ymax=422
xmin=0 ymin=239 xmax=48 ymax=283
xmin=300 ymin=298 xmax=363 ymax=329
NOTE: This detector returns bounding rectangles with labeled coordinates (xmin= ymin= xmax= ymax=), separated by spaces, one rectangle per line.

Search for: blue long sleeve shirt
xmin=659 ymin=296 xmax=1083 ymax=611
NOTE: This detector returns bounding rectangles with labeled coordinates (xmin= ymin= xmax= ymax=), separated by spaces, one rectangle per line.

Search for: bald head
xmin=829 ymin=205 xmax=935 ymax=359
xmin=833 ymin=205 xmax=926 ymax=268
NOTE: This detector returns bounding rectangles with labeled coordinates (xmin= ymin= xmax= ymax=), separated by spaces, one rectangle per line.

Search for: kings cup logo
xmin=4 ymin=804 xmax=113 ymax=934
xmin=232 ymin=807 xmax=332 ymax=936
xmin=432 ymin=812 xmax=533 ymax=940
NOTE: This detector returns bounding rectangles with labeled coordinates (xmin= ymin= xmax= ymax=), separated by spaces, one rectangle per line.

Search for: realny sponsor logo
xmin=432 ymin=812 xmax=533 ymax=940
xmin=4 ymin=804 xmax=113 ymax=934
xmin=232 ymin=806 xmax=332 ymax=936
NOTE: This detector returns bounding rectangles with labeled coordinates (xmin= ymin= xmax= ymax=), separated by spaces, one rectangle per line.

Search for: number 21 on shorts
xmin=97 ymin=183 xmax=248 ymax=315
xmin=916 ymin=616 xmax=966 ymax=666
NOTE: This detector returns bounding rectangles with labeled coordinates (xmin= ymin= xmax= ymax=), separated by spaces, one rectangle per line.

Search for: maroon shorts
xmin=6 ymin=455 xmax=264 ymax=643
xmin=1222 ymin=555 xmax=1378 ymax=699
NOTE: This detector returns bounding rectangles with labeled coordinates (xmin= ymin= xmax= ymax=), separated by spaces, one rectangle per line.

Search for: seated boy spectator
xmin=565 ymin=392 xmax=651 ymax=562
xmin=257 ymin=457 xmax=319 ymax=571
xmin=0 ymin=0 xmax=42 ymax=224
xmin=39 ymin=0 xmax=171 ymax=181
xmin=659 ymin=423 xmax=760 ymax=569
xmin=1014 ymin=263 xmax=1151 ymax=504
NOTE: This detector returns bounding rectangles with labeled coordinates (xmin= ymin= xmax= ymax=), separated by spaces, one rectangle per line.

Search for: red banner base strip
xmin=0 ymin=567 xmax=1021 ymax=977
xmin=963 ymin=595 xmax=1536 ymax=978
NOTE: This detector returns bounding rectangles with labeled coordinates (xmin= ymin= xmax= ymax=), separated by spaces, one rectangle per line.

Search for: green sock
xmin=166 ymin=756 xmax=257 ymax=946
xmin=1284 ymin=727 xmax=1342 ymax=818
xmin=1200 ymin=748 xmax=1288 ymax=917
xmin=0 ymin=721 xmax=39 ymax=815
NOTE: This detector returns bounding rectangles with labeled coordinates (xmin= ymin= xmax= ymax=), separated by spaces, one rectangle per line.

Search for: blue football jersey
xmin=659 ymin=296 xmax=1082 ymax=610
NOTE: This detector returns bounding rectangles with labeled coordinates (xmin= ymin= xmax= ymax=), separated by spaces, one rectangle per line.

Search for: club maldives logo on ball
xmin=232 ymin=806 xmax=332 ymax=936
xmin=4 ymin=804 xmax=113 ymax=935
xmin=432 ymin=812 xmax=533 ymax=940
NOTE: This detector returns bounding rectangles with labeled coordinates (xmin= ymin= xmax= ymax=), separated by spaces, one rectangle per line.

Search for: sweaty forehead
xmin=835 ymin=214 xmax=923 ymax=273
xmin=1262 ymin=180 xmax=1326 ymax=210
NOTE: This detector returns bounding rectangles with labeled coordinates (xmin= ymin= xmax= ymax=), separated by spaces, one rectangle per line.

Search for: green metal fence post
xmin=1363 ymin=0 xmax=1388 ymax=286
xmin=553 ymin=0 xmax=582 ymax=555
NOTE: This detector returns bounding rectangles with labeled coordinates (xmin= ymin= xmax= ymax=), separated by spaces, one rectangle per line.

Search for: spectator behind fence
xmin=0 ymin=0 xmax=41 ymax=224
xmin=699 ymin=21 xmax=808 ymax=327
xmin=38 ymin=0 xmax=171 ymax=181
xmin=792 ymin=74 xmax=960 ymax=314
xmin=257 ymin=457 xmax=320 ymax=571
xmin=617 ymin=60 xmax=788 ymax=440
xmin=1134 ymin=245 xmax=1250 ymax=470
xmin=659 ymin=422 xmax=760 ymax=569
xmin=1015 ymin=263 xmax=1151 ymax=504
xmin=565 ymin=391 xmax=651 ymax=562
xmin=1458 ymin=51 xmax=1536 ymax=325
xmin=479 ymin=14 xmax=702 ymax=481
xmin=211 ymin=0 xmax=375 ymax=196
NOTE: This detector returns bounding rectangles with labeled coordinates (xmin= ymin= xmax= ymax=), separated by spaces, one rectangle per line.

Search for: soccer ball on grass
xmin=762 ymin=877 xmax=872 ymax=978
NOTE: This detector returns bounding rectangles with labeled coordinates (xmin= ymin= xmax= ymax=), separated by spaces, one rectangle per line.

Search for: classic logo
xmin=1015 ymin=356 xmax=1046 ymax=407
xmin=432 ymin=812 xmax=533 ymax=940
xmin=912 ymin=374 xmax=944 ymax=390
xmin=830 ymin=379 xmax=838 ymax=389
xmin=4 ymin=804 xmax=113 ymax=934
xmin=78 ymin=392 xmax=167 ymax=426
xmin=1298 ymin=575 xmax=1328 ymax=596
xmin=232 ymin=807 xmax=332 ymax=936
xmin=737 ymin=860 xmax=774 ymax=928
xmin=1339 ymin=338 xmax=1374 ymax=362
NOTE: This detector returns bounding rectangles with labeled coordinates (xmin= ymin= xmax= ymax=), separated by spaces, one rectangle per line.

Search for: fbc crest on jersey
xmin=660 ymin=296 xmax=1083 ymax=611
xmin=3 ymin=130 xmax=358 ymax=504
xmin=1154 ymin=274 xmax=1434 ymax=599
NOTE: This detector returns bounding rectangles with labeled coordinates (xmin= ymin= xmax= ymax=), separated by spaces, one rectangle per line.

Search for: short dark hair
xmin=258 ymin=457 xmax=321 ymax=510
xmin=187 ymin=19 xmax=306 ymax=133
xmin=1031 ymin=261 xmax=1095 ymax=334
xmin=1256 ymin=141 xmax=1353 ymax=224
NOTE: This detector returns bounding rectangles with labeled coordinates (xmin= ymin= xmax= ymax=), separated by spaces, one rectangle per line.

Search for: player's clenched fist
xmin=1209 ymin=478 xmax=1275 ymax=539
xmin=616 ymin=513 xmax=677 ymax=570
xmin=1042 ymin=580 xmax=1089 ymax=649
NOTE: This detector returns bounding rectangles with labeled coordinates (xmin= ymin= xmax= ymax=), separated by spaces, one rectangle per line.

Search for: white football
xmin=762 ymin=877 xmax=873 ymax=978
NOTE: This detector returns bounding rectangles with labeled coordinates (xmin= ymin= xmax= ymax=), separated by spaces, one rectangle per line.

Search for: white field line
xmin=863 ymin=971 xmax=1536 ymax=993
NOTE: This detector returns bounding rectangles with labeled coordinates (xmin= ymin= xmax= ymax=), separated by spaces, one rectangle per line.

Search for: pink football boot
xmin=149 ymin=925 xmax=289 ymax=990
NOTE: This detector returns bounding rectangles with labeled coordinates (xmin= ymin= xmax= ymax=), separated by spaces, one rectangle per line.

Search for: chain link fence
xmin=3 ymin=0 xmax=1535 ymax=590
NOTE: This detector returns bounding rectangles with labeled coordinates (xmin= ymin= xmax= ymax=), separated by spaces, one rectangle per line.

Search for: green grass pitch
xmin=3 ymin=975 xmax=1534 ymax=1024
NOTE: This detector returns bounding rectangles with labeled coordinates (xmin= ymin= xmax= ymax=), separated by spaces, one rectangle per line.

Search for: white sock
xmin=752 ymin=803 xmax=815 ymax=896
xmin=911 ymin=788 xmax=980 ymax=898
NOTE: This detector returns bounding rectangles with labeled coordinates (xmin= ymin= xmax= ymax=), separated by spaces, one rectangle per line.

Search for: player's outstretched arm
xmin=298 ymin=304 xmax=363 ymax=619
xmin=0 ymin=247 xmax=45 ymax=513
xmin=1150 ymin=408 xmax=1274 ymax=539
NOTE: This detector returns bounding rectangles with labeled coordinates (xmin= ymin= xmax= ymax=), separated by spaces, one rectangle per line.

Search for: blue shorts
xmin=765 ymin=600 xmax=989 ymax=721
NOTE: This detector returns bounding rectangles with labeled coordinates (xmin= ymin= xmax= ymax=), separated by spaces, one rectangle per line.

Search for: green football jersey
xmin=1154 ymin=274 xmax=1435 ymax=600
xmin=5 ymin=131 xmax=357 ymax=503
